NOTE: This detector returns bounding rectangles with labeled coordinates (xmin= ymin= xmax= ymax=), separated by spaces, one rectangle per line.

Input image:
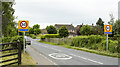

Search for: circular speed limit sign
xmin=105 ymin=25 xmax=111 ymax=32
xmin=20 ymin=21 xmax=28 ymax=28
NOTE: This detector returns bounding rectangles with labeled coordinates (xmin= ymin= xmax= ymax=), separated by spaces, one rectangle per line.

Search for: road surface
xmin=26 ymin=37 xmax=119 ymax=66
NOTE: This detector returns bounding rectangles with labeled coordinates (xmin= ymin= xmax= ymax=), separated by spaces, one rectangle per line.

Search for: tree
xmin=46 ymin=25 xmax=57 ymax=34
xmin=2 ymin=2 xmax=17 ymax=37
xmin=33 ymin=24 xmax=40 ymax=29
xmin=31 ymin=24 xmax=41 ymax=35
xmin=29 ymin=28 xmax=34 ymax=34
xmin=92 ymin=26 xmax=103 ymax=35
xmin=59 ymin=26 xmax=69 ymax=37
xmin=34 ymin=29 xmax=41 ymax=35
xmin=80 ymin=25 xmax=93 ymax=35
xmin=96 ymin=18 xmax=104 ymax=34
xmin=108 ymin=14 xmax=114 ymax=25
xmin=96 ymin=18 xmax=104 ymax=27
xmin=113 ymin=19 xmax=120 ymax=34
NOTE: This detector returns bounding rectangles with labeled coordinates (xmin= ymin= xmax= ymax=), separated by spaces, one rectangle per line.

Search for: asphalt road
xmin=26 ymin=37 xmax=118 ymax=66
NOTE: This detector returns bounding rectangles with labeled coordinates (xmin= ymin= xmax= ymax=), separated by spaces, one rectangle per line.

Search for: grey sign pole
xmin=23 ymin=32 xmax=25 ymax=54
xmin=106 ymin=34 xmax=108 ymax=50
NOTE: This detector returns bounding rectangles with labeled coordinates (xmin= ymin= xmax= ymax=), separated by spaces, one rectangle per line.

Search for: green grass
xmin=39 ymin=40 xmax=120 ymax=58
xmin=1 ymin=50 xmax=36 ymax=67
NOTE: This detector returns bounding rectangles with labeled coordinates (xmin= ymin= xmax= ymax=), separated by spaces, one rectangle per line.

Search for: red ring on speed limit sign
xmin=105 ymin=25 xmax=111 ymax=32
xmin=20 ymin=21 xmax=28 ymax=28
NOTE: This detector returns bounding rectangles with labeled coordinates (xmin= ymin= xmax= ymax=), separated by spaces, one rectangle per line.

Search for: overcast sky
xmin=13 ymin=0 xmax=119 ymax=29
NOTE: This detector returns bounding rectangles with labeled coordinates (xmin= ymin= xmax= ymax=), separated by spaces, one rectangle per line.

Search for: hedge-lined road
xmin=26 ymin=37 xmax=118 ymax=65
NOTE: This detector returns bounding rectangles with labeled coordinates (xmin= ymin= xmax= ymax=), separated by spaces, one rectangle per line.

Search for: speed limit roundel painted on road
xmin=18 ymin=20 xmax=29 ymax=32
xmin=104 ymin=25 xmax=112 ymax=34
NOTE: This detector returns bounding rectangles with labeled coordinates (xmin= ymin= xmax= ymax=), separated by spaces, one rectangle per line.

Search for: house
xmin=54 ymin=24 xmax=76 ymax=37
xmin=75 ymin=24 xmax=94 ymax=35
xmin=41 ymin=29 xmax=47 ymax=35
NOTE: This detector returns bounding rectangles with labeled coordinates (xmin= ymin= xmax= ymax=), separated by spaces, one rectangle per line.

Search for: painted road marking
xmin=39 ymin=54 xmax=57 ymax=65
xmin=70 ymin=54 xmax=103 ymax=64
xmin=49 ymin=53 xmax=72 ymax=60
xmin=51 ymin=48 xmax=62 ymax=52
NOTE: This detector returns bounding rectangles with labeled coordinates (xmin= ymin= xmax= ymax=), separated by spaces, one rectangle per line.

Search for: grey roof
xmin=55 ymin=24 xmax=75 ymax=30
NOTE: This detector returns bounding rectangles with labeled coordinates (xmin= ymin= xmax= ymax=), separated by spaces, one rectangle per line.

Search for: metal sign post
xmin=106 ymin=34 xmax=108 ymax=50
xmin=104 ymin=25 xmax=112 ymax=51
xmin=18 ymin=20 xmax=29 ymax=54
xmin=23 ymin=32 xmax=25 ymax=54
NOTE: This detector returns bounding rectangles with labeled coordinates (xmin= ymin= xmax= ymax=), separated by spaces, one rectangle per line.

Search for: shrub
xmin=45 ymin=34 xmax=61 ymax=38
xmin=29 ymin=34 xmax=36 ymax=39
xmin=71 ymin=35 xmax=119 ymax=53
xmin=2 ymin=36 xmax=26 ymax=50
xmin=71 ymin=35 xmax=105 ymax=50
xmin=41 ymin=34 xmax=61 ymax=39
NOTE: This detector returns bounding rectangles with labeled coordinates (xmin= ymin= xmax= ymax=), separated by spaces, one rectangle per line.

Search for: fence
xmin=0 ymin=42 xmax=21 ymax=67
xmin=44 ymin=38 xmax=72 ymax=45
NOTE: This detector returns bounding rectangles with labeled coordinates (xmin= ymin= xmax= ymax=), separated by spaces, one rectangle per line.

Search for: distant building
xmin=54 ymin=24 xmax=76 ymax=37
xmin=75 ymin=24 xmax=94 ymax=35
xmin=41 ymin=29 xmax=47 ymax=35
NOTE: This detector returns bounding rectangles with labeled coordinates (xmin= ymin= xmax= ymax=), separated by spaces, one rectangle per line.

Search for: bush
xmin=71 ymin=35 xmax=105 ymax=49
xmin=45 ymin=34 xmax=61 ymax=38
xmin=41 ymin=34 xmax=61 ymax=39
xmin=71 ymin=35 xmax=119 ymax=53
xmin=29 ymin=34 xmax=36 ymax=39
xmin=2 ymin=36 xmax=26 ymax=50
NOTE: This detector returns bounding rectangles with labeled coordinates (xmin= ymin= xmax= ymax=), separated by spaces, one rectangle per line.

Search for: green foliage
xmin=80 ymin=25 xmax=93 ymax=35
xmin=2 ymin=2 xmax=17 ymax=37
xmin=108 ymin=14 xmax=114 ymax=25
xmin=109 ymin=35 xmax=120 ymax=40
xmin=59 ymin=26 xmax=69 ymax=37
xmin=71 ymin=35 xmax=119 ymax=53
xmin=92 ymin=26 xmax=104 ymax=35
xmin=2 ymin=36 xmax=25 ymax=50
xmin=34 ymin=29 xmax=41 ymax=35
xmin=96 ymin=18 xmax=104 ymax=35
xmin=46 ymin=25 xmax=57 ymax=34
xmin=33 ymin=24 xmax=40 ymax=29
xmin=41 ymin=34 xmax=60 ymax=39
xmin=113 ymin=19 xmax=120 ymax=35
xmin=96 ymin=18 xmax=104 ymax=28
xmin=30 ymin=24 xmax=41 ymax=35
xmin=29 ymin=34 xmax=36 ymax=39
xmin=29 ymin=28 xmax=34 ymax=34
xmin=71 ymin=35 xmax=104 ymax=49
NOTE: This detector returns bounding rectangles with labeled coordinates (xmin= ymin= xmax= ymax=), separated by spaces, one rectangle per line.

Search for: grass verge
xmin=39 ymin=40 xmax=119 ymax=58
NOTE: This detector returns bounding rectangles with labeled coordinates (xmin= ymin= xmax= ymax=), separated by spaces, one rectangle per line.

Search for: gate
xmin=0 ymin=42 xmax=21 ymax=67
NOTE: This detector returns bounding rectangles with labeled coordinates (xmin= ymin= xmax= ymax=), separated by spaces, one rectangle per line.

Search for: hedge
xmin=71 ymin=35 xmax=119 ymax=53
xmin=41 ymin=34 xmax=61 ymax=39
xmin=29 ymin=34 xmax=36 ymax=39
xmin=2 ymin=36 xmax=26 ymax=50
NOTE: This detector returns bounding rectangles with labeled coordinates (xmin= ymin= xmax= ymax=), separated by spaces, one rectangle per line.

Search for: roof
xmin=55 ymin=24 xmax=75 ymax=30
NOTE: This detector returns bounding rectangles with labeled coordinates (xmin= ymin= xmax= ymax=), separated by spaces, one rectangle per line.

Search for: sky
xmin=13 ymin=0 xmax=119 ymax=29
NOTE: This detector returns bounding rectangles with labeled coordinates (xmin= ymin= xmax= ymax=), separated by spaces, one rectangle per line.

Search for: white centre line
xmin=70 ymin=54 xmax=103 ymax=65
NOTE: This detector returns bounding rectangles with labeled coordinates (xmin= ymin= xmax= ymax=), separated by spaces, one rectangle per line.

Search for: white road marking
xmin=51 ymin=48 xmax=62 ymax=52
xmin=70 ymin=54 xmax=103 ymax=64
xmin=49 ymin=53 xmax=72 ymax=60
xmin=39 ymin=53 xmax=57 ymax=65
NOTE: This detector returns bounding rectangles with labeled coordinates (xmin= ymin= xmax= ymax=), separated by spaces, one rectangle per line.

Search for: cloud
xmin=13 ymin=0 xmax=119 ymax=29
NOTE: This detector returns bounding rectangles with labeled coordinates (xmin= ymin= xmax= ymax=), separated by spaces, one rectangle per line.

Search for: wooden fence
xmin=0 ymin=42 xmax=21 ymax=67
